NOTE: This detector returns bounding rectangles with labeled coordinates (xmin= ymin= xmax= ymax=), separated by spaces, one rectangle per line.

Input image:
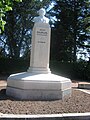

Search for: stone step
xmin=78 ymin=82 xmax=90 ymax=89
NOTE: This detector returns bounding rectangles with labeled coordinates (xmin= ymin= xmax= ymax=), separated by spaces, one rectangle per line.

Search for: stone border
xmin=75 ymin=89 xmax=90 ymax=95
xmin=0 ymin=113 xmax=90 ymax=119
xmin=78 ymin=82 xmax=90 ymax=89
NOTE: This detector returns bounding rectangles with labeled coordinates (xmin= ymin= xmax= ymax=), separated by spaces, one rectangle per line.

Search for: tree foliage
xmin=0 ymin=0 xmax=89 ymax=61
xmin=83 ymin=1 xmax=90 ymax=34
xmin=50 ymin=0 xmax=90 ymax=62
xmin=0 ymin=0 xmax=22 ymax=33
xmin=0 ymin=0 xmax=51 ymax=58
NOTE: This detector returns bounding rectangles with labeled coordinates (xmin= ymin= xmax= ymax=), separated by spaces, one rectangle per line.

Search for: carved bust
xmin=33 ymin=8 xmax=49 ymax=23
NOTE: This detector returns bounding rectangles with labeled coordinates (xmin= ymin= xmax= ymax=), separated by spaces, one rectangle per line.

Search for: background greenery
xmin=0 ymin=57 xmax=89 ymax=81
xmin=0 ymin=0 xmax=90 ymax=81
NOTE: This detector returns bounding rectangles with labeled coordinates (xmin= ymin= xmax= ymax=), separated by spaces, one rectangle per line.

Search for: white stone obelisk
xmin=6 ymin=8 xmax=72 ymax=100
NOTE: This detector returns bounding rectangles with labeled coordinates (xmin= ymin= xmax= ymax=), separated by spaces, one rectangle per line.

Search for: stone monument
xmin=6 ymin=8 xmax=72 ymax=100
xmin=28 ymin=8 xmax=51 ymax=74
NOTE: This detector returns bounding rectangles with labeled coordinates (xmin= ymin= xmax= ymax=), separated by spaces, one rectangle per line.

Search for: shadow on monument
xmin=0 ymin=88 xmax=63 ymax=101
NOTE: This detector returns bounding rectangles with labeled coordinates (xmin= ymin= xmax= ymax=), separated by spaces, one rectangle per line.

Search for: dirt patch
xmin=0 ymin=89 xmax=90 ymax=114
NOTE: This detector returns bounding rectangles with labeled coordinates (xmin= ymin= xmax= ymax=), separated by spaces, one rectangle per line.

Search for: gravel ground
xmin=0 ymin=89 xmax=90 ymax=114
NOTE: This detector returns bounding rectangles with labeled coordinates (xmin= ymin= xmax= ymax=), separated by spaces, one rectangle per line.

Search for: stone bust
xmin=33 ymin=8 xmax=49 ymax=23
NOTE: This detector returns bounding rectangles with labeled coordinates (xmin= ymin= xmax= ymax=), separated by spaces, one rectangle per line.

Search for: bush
xmin=0 ymin=58 xmax=89 ymax=81
xmin=0 ymin=57 xmax=29 ymax=74
xmin=50 ymin=60 xmax=90 ymax=81
xmin=50 ymin=61 xmax=72 ymax=78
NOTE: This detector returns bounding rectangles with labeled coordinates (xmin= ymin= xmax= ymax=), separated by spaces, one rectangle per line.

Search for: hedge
xmin=0 ymin=58 xmax=89 ymax=81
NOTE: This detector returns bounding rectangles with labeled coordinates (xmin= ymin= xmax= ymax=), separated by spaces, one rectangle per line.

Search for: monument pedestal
xmin=6 ymin=72 xmax=71 ymax=100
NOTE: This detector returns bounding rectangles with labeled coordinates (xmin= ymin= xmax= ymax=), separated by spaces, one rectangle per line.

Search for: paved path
xmin=0 ymin=80 xmax=7 ymax=87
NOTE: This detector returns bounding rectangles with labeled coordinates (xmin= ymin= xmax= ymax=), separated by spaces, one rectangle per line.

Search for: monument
xmin=6 ymin=8 xmax=72 ymax=100
xmin=28 ymin=8 xmax=51 ymax=74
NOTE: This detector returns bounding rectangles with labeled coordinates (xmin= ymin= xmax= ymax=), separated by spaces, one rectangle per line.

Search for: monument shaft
xmin=28 ymin=23 xmax=51 ymax=73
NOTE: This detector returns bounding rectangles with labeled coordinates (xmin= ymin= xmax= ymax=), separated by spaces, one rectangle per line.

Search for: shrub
xmin=0 ymin=57 xmax=29 ymax=74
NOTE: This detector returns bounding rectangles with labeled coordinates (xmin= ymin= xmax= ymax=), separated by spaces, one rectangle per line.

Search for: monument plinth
xmin=6 ymin=8 xmax=72 ymax=100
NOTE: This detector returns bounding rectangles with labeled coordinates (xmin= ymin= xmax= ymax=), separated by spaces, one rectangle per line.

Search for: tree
xmin=50 ymin=0 xmax=90 ymax=62
xmin=84 ymin=0 xmax=90 ymax=34
xmin=0 ymin=0 xmax=51 ymax=58
xmin=0 ymin=0 xmax=22 ymax=33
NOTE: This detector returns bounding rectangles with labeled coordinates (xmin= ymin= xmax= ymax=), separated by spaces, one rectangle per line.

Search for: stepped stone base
xmin=6 ymin=72 xmax=72 ymax=100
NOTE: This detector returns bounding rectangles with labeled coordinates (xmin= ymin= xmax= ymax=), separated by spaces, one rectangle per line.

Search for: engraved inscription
xmin=36 ymin=28 xmax=48 ymax=44
xmin=37 ymin=29 xmax=47 ymax=36
xmin=38 ymin=41 xmax=46 ymax=43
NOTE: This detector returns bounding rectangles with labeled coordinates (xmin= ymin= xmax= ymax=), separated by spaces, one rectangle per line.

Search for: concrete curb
xmin=0 ymin=113 xmax=90 ymax=119
xmin=75 ymin=89 xmax=90 ymax=95
xmin=78 ymin=89 xmax=90 ymax=94
xmin=78 ymin=82 xmax=90 ymax=89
